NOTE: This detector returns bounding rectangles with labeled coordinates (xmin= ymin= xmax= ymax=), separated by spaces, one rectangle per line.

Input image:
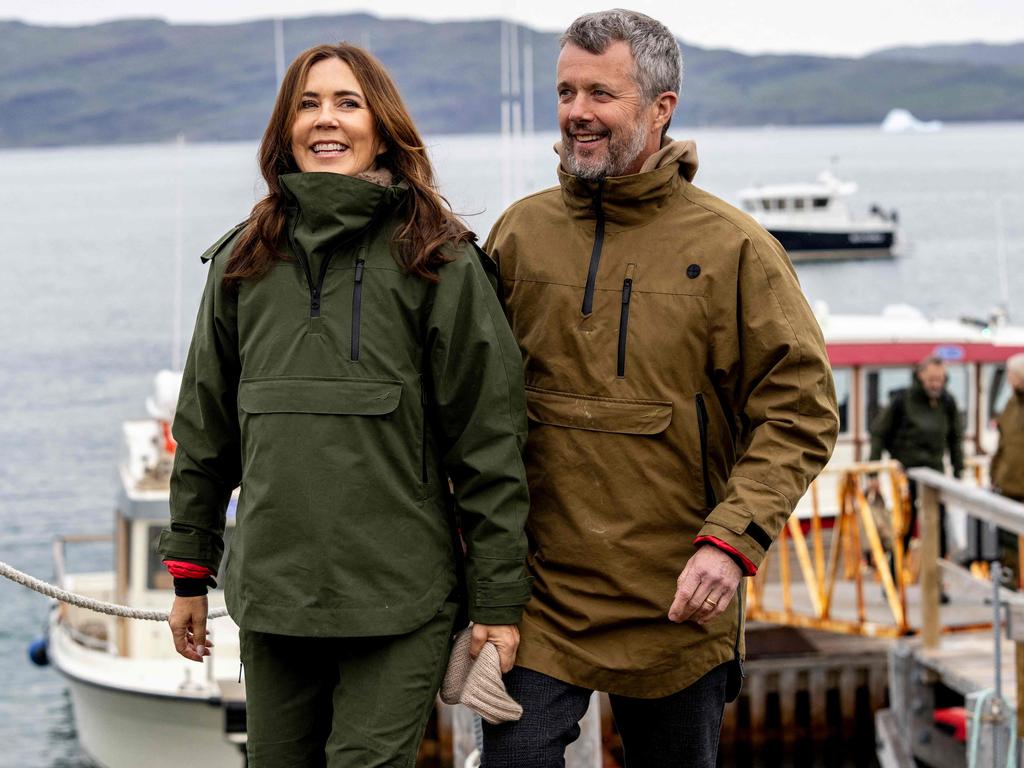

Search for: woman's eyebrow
xmin=301 ymin=90 xmax=363 ymax=98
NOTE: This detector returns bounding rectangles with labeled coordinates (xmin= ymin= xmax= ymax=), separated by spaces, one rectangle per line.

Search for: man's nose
xmin=566 ymin=93 xmax=594 ymax=123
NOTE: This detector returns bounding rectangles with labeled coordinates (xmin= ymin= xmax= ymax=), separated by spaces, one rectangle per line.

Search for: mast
xmin=274 ymin=18 xmax=286 ymax=87
xmin=171 ymin=133 xmax=185 ymax=371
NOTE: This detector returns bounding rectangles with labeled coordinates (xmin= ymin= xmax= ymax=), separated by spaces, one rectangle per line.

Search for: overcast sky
xmin=1 ymin=0 xmax=1021 ymax=57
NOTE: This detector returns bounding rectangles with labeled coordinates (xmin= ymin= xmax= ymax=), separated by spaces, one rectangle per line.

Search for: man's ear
xmin=652 ymin=91 xmax=678 ymax=134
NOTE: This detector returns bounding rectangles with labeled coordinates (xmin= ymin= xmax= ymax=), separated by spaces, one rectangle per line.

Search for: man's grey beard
xmin=564 ymin=116 xmax=649 ymax=181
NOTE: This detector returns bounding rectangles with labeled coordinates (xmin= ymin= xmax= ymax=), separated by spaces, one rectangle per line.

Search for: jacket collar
xmin=279 ymin=171 xmax=406 ymax=262
xmin=555 ymin=138 xmax=699 ymax=229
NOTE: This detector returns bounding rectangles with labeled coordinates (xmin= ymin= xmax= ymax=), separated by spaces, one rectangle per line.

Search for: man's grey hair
xmin=560 ymin=9 xmax=683 ymax=103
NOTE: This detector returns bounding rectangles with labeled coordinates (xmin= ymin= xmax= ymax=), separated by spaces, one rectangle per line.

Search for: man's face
xmin=556 ymin=41 xmax=663 ymax=180
xmin=1009 ymin=369 xmax=1024 ymax=394
xmin=917 ymin=363 xmax=946 ymax=399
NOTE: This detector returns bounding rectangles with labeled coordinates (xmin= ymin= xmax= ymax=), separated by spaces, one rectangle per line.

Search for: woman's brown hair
xmin=223 ymin=43 xmax=471 ymax=289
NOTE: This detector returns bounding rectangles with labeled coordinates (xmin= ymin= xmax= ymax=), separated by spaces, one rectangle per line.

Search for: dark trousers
xmin=482 ymin=664 xmax=728 ymax=768
xmin=240 ymin=600 xmax=458 ymax=768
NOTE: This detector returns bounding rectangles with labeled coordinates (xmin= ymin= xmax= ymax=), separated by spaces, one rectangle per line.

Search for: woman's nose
xmin=315 ymin=105 xmax=339 ymax=129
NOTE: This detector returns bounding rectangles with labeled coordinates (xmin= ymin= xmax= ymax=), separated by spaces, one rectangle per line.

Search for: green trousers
xmin=240 ymin=600 xmax=459 ymax=767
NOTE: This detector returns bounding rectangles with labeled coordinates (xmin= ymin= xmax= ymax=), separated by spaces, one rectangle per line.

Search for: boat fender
xmin=28 ymin=637 xmax=49 ymax=667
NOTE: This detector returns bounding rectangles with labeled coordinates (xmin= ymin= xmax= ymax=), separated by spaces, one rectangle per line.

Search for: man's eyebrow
xmin=556 ymin=80 xmax=614 ymax=92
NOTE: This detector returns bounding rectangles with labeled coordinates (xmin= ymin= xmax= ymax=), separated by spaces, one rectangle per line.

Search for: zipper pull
xmin=354 ymin=259 xmax=365 ymax=282
xmin=621 ymin=278 xmax=632 ymax=304
xmin=310 ymin=287 xmax=321 ymax=315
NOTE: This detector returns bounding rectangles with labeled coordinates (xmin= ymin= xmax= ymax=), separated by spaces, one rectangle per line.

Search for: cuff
xmin=164 ymin=560 xmax=214 ymax=579
xmin=694 ymin=536 xmax=757 ymax=576
xmin=173 ymin=576 xmax=216 ymax=597
xmin=469 ymin=576 xmax=533 ymax=626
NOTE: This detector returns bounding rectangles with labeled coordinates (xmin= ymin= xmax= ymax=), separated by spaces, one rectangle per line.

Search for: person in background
xmin=869 ymin=356 xmax=964 ymax=594
xmin=989 ymin=352 xmax=1024 ymax=583
xmin=481 ymin=9 xmax=839 ymax=766
xmin=158 ymin=43 xmax=531 ymax=766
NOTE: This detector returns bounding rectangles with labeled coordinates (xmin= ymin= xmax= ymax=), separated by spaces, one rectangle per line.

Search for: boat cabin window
xmin=812 ymin=198 xmax=829 ymax=209
xmin=775 ymin=199 xmax=786 ymax=210
xmin=832 ymin=367 xmax=851 ymax=434
xmin=794 ymin=198 xmax=805 ymax=210
xmin=864 ymin=367 xmax=913 ymax=432
xmin=987 ymin=364 xmax=1011 ymax=420
xmin=146 ymin=524 xmax=233 ymax=591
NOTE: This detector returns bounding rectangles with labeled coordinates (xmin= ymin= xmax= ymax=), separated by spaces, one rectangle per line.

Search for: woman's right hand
xmin=168 ymin=595 xmax=213 ymax=662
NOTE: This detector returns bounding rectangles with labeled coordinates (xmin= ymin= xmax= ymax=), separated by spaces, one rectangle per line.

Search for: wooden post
xmin=920 ymin=484 xmax=941 ymax=649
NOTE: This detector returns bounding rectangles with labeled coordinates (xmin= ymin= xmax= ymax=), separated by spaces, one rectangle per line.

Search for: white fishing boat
xmin=738 ymin=170 xmax=899 ymax=261
xmin=44 ymin=371 xmax=245 ymax=768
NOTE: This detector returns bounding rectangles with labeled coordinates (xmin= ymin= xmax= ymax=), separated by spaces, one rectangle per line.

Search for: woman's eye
xmin=339 ymin=99 xmax=360 ymax=109
xmin=300 ymin=99 xmax=318 ymax=109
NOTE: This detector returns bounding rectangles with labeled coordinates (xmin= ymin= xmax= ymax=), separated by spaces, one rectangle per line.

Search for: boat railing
xmin=51 ymin=533 xmax=114 ymax=588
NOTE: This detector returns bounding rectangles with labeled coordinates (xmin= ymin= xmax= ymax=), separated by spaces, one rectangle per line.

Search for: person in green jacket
xmin=869 ymin=356 xmax=965 ymax=564
xmin=158 ymin=43 xmax=531 ymax=767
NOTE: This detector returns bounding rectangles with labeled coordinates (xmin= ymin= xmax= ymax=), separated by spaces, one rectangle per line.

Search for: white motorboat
xmin=738 ymin=171 xmax=899 ymax=261
xmin=45 ymin=371 xmax=245 ymax=768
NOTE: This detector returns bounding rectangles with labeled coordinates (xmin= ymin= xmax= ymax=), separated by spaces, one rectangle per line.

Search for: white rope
xmin=0 ymin=560 xmax=228 ymax=622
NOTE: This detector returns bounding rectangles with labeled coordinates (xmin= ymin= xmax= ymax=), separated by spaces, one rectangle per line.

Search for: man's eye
xmin=557 ymin=89 xmax=573 ymax=100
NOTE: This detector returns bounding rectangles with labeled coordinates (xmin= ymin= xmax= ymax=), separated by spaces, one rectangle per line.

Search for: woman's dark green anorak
xmin=159 ymin=171 xmax=531 ymax=637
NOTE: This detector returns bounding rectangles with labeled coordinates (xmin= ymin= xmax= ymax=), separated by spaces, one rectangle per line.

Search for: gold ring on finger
xmin=704 ymin=598 xmax=717 ymax=607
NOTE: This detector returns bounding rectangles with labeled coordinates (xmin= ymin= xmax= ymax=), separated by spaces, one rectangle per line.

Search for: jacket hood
xmin=279 ymin=171 xmax=406 ymax=263
xmin=554 ymin=138 xmax=699 ymax=228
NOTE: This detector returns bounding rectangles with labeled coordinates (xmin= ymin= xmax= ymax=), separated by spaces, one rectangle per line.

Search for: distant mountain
xmin=867 ymin=41 xmax=1024 ymax=68
xmin=1 ymin=14 xmax=1022 ymax=148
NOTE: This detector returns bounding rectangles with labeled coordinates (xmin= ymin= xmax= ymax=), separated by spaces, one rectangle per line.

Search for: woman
xmin=158 ymin=44 xmax=531 ymax=766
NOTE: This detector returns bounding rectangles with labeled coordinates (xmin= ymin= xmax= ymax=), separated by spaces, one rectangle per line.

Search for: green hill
xmin=0 ymin=14 xmax=1021 ymax=147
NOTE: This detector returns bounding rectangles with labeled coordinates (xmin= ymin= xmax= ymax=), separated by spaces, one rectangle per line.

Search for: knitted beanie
xmin=441 ymin=628 xmax=523 ymax=724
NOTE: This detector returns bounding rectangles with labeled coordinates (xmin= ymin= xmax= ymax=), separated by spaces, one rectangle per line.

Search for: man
xmin=481 ymin=10 xmax=839 ymax=766
xmin=989 ymin=353 xmax=1024 ymax=580
xmin=869 ymin=356 xmax=964 ymax=564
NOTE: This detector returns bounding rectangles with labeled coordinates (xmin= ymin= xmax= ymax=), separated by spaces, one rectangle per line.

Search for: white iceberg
xmin=880 ymin=108 xmax=943 ymax=133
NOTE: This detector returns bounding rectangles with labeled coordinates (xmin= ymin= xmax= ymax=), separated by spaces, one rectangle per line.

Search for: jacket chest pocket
xmin=237 ymin=377 xmax=418 ymax=489
xmin=613 ymin=283 xmax=708 ymax=384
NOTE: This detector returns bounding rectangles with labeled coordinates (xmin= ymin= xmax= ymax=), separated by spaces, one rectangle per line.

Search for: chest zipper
xmin=616 ymin=264 xmax=636 ymax=378
xmin=696 ymin=393 xmax=717 ymax=508
xmin=580 ymin=180 xmax=606 ymax=316
xmin=351 ymin=257 xmax=365 ymax=362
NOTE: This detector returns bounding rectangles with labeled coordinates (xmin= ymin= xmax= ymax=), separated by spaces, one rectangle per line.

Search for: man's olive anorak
xmin=159 ymin=172 xmax=531 ymax=637
xmin=485 ymin=140 xmax=839 ymax=698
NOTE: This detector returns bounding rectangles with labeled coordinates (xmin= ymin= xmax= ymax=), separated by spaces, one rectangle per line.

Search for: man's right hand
xmin=168 ymin=595 xmax=213 ymax=662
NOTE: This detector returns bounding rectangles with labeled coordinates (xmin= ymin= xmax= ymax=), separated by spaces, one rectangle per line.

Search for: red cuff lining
xmin=694 ymin=536 xmax=758 ymax=576
xmin=164 ymin=560 xmax=213 ymax=579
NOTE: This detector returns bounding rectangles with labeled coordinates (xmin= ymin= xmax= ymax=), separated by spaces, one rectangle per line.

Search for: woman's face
xmin=290 ymin=57 xmax=385 ymax=176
